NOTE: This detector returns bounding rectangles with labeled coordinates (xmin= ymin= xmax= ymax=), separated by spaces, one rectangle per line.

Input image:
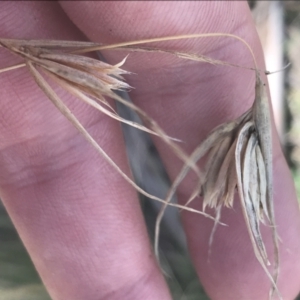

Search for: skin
xmin=0 ymin=1 xmax=299 ymax=299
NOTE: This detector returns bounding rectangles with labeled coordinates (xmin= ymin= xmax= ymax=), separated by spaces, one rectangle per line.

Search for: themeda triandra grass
xmin=0 ymin=34 xmax=280 ymax=298
xmin=0 ymin=37 xmax=215 ymax=219
xmin=163 ymin=72 xmax=280 ymax=298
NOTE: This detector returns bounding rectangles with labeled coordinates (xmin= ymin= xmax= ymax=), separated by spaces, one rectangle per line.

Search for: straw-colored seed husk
xmin=0 ymin=34 xmax=280 ymax=299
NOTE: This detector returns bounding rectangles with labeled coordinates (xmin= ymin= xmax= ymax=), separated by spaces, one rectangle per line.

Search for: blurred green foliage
xmin=0 ymin=204 xmax=50 ymax=299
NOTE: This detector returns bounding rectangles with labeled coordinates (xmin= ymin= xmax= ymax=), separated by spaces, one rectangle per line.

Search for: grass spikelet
xmin=0 ymin=37 xmax=215 ymax=220
xmin=163 ymin=73 xmax=280 ymax=299
xmin=0 ymin=33 xmax=280 ymax=298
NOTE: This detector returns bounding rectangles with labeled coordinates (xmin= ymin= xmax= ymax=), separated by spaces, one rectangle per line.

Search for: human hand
xmin=0 ymin=2 xmax=299 ymax=299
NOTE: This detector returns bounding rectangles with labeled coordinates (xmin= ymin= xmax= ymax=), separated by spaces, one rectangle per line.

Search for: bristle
xmin=0 ymin=35 xmax=280 ymax=299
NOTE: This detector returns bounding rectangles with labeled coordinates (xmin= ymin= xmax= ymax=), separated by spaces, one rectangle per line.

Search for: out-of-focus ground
xmin=0 ymin=204 xmax=51 ymax=300
xmin=284 ymin=1 xmax=300 ymax=199
xmin=0 ymin=1 xmax=300 ymax=299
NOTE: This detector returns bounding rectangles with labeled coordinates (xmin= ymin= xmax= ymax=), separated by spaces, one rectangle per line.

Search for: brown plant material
xmin=0 ymin=37 xmax=216 ymax=220
xmin=0 ymin=34 xmax=280 ymax=299
xmin=160 ymin=72 xmax=280 ymax=299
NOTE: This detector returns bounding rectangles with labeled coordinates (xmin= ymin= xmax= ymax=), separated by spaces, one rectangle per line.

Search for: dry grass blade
xmin=69 ymin=33 xmax=257 ymax=60
xmin=187 ymin=70 xmax=281 ymax=297
xmin=154 ymin=118 xmax=241 ymax=258
xmin=1 ymin=39 xmax=199 ymax=149
xmin=202 ymin=135 xmax=232 ymax=209
xmin=43 ymin=70 xmax=166 ymax=137
xmin=0 ymin=33 xmax=259 ymax=191
xmin=107 ymin=46 xmax=256 ymax=72
xmin=235 ymin=120 xmax=280 ymax=298
xmin=26 ymin=60 xmax=216 ymax=219
xmin=154 ymin=110 xmax=252 ymax=259
xmin=215 ymin=139 xmax=237 ymax=208
xmin=241 ymin=130 xmax=268 ymax=263
xmin=0 ymin=34 xmax=281 ymax=298
xmin=0 ymin=40 xmax=180 ymax=139
xmin=159 ymin=72 xmax=280 ymax=297
xmin=256 ymin=145 xmax=270 ymax=221
xmin=0 ymin=39 xmax=219 ymax=233
xmin=0 ymin=37 xmax=226 ymax=227
xmin=249 ymin=136 xmax=260 ymax=221
xmin=0 ymin=38 xmax=97 ymax=50
xmin=208 ymin=205 xmax=222 ymax=260
xmin=39 ymin=52 xmax=129 ymax=76
xmin=0 ymin=62 xmax=26 ymax=73
xmin=163 ymin=109 xmax=251 ymax=208
xmin=253 ymin=72 xmax=280 ymax=298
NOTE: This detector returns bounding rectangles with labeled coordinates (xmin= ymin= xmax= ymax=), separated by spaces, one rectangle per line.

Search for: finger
xmin=0 ymin=2 xmax=170 ymax=300
xmin=60 ymin=1 xmax=300 ymax=299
